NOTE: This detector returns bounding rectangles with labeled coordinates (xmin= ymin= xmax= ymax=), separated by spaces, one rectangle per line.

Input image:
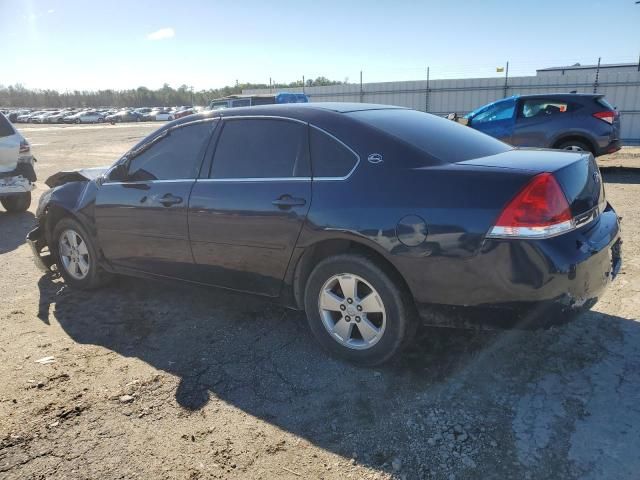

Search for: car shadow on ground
xmin=0 ymin=210 xmax=35 ymax=254
xmin=35 ymin=273 xmax=640 ymax=476
xmin=602 ymin=169 xmax=640 ymax=185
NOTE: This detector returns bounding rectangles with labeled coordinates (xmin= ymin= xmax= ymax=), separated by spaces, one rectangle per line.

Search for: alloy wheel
xmin=58 ymin=229 xmax=90 ymax=280
xmin=318 ymin=273 xmax=387 ymax=350
xmin=563 ymin=145 xmax=584 ymax=152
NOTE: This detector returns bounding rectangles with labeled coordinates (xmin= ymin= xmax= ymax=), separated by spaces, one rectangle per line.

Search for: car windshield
xmin=348 ymin=108 xmax=511 ymax=163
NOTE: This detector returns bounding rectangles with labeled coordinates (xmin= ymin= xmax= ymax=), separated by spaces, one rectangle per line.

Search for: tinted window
xmin=127 ymin=121 xmax=214 ymax=181
xmin=471 ymin=99 xmax=516 ymax=124
xmin=310 ymin=127 xmax=358 ymax=177
xmin=231 ymin=99 xmax=251 ymax=107
xmin=596 ymin=97 xmax=615 ymax=110
xmin=519 ymin=99 xmax=569 ymax=118
xmin=211 ymin=119 xmax=309 ymax=178
xmin=348 ymin=108 xmax=511 ymax=164
xmin=0 ymin=113 xmax=15 ymax=138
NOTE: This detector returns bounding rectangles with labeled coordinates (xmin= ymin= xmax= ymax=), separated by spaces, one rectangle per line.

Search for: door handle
xmin=272 ymin=195 xmax=306 ymax=209
xmin=159 ymin=193 xmax=183 ymax=207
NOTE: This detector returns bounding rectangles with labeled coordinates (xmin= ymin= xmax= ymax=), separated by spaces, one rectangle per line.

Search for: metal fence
xmin=245 ymin=71 xmax=640 ymax=145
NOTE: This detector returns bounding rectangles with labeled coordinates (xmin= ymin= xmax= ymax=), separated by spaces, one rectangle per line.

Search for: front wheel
xmin=52 ymin=217 xmax=111 ymax=289
xmin=304 ymin=253 xmax=417 ymax=366
xmin=1 ymin=192 xmax=31 ymax=213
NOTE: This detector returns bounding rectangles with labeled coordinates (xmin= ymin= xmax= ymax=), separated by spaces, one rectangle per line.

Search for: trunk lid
xmin=457 ymin=148 xmax=603 ymax=218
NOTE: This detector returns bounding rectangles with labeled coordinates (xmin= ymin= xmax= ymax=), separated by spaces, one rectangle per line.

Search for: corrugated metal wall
xmin=244 ymin=71 xmax=640 ymax=144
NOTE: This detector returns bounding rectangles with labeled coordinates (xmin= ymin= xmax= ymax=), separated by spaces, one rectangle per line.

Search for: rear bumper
xmin=595 ymin=138 xmax=622 ymax=156
xmin=412 ymin=206 xmax=621 ymax=328
xmin=0 ymin=175 xmax=35 ymax=195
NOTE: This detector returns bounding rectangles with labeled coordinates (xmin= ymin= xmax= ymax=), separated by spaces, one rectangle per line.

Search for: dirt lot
xmin=1 ymin=124 xmax=640 ymax=480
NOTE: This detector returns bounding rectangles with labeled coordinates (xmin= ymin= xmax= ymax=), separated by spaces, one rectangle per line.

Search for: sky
xmin=1 ymin=0 xmax=639 ymax=92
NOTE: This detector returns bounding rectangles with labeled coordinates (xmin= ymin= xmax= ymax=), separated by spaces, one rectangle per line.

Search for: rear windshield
xmin=0 ymin=113 xmax=15 ymax=138
xmin=347 ymin=108 xmax=511 ymax=163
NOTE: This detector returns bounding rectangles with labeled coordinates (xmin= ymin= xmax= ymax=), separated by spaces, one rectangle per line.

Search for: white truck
xmin=0 ymin=112 xmax=35 ymax=213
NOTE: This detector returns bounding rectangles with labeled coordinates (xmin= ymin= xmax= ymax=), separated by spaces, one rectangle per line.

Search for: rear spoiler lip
xmin=455 ymin=148 xmax=592 ymax=174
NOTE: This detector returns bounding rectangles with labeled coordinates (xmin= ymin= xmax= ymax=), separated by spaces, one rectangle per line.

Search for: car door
xmin=188 ymin=117 xmax=311 ymax=296
xmin=511 ymin=97 xmax=570 ymax=147
xmin=468 ymin=98 xmax=516 ymax=143
xmin=94 ymin=119 xmax=217 ymax=277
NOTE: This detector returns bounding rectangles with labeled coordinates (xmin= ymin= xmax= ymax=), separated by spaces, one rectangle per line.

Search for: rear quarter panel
xmin=297 ymin=155 xmax=534 ymax=304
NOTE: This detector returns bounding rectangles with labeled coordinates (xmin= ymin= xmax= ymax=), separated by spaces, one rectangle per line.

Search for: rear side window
xmin=310 ymin=127 xmax=358 ymax=177
xmin=0 ymin=113 xmax=15 ymax=138
xmin=519 ymin=99 xmax=569 ymax=118
xmin=348 ymin=108 xmax=511 ymax=164
xmin=211 ymin=119 xmax=309 ymax=178
xmin=127 ymin=121 xmax=214 ymax=181
xmin=596 ymin=97 xmax=615 ymax=110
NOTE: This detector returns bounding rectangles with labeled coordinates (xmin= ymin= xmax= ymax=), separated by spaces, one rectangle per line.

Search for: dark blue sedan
xmin=28 ymin=103 xmax=622 ymax=365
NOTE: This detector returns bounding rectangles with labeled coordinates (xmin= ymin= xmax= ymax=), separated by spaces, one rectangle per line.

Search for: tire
xmin=52 ymin=217 xmax=111 ymax=289
xmin=97 ymin=118 xmax=104 ymax=123
xmin=1 ymin=192 xmax=31 ymax=213
xmin=556 ymin=139 xmax=592 ymax=154
xmin=304 ymin=253 xmax=417 ymax=366
xmin=75 ymin=119 xmax=81 ymax=124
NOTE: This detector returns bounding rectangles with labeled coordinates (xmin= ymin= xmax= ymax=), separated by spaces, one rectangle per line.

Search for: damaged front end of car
xmin=26 ymin=167 xmax=108 ymax=273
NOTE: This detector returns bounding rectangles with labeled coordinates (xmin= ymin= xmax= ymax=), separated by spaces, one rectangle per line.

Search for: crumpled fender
xmin=45 ymin=166 xmax=109 ymax=188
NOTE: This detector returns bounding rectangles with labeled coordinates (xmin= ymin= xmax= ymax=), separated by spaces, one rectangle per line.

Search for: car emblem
xmin=368 ymin=153 xmax=383 ymax=164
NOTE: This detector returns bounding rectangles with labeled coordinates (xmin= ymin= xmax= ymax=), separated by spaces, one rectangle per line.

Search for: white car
xmin=0 ymin=113 xmax=35 ymax=213
xmin=32 ymin=112 xmax=56 ymax=124
xmin=153 ymin=111 xmax=175 ymax=121
xmin=17 ymin=111 xmax=42 ymax=123
xmin=65 ymin=111 xmax=105 ymax=124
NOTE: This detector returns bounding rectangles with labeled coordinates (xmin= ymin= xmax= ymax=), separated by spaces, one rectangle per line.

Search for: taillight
xmin=592 ymin=110 xmax=617 ymax=124
xmin=488 ymin=173 xmax=575 ymax=239
xmin=19 ymin=139 xmax=30 ymax=153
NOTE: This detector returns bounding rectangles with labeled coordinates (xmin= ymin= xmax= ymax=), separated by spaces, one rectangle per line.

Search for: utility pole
xmin=359 ymin=70 xmax=363 ymax=103
xmin=594 ymin=57 xmax=601 ymax=93
xmin=425 ymin=66 xmax=430 ymax=113
xmin=302 ymin=75 xmax=305 ymax=94
xmin=269 ymin=77 xmax=272 ymax=93
xmin=503 ymin=61 xmax=509 ymax=98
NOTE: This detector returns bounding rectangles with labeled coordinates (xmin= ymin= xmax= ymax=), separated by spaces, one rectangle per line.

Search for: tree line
xmin=0 ymin=77 xmax=343 ymax=108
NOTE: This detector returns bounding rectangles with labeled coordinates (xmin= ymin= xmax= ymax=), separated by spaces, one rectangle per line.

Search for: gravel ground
xmin=1 ymin=124 xmax=639 ymax=479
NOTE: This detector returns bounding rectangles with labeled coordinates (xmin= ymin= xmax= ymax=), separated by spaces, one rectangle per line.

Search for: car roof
xmin=174 ymin=102 xmax=406 ymax=126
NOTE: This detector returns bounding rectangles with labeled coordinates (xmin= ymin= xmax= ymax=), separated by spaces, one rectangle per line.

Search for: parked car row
xmin=0 ymin=106 xmax=203 ymax=124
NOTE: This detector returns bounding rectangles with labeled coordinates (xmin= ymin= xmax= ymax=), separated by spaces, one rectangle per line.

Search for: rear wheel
xmin=304 ymin=253 xmax=417 ymax=366
xmin=1 ymin=192 xmax=31 ymax=213
xmin=52 ymin=217 xmax=111 ymax=289
xmin=557 ymin=139 xmax=592 ymax=153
